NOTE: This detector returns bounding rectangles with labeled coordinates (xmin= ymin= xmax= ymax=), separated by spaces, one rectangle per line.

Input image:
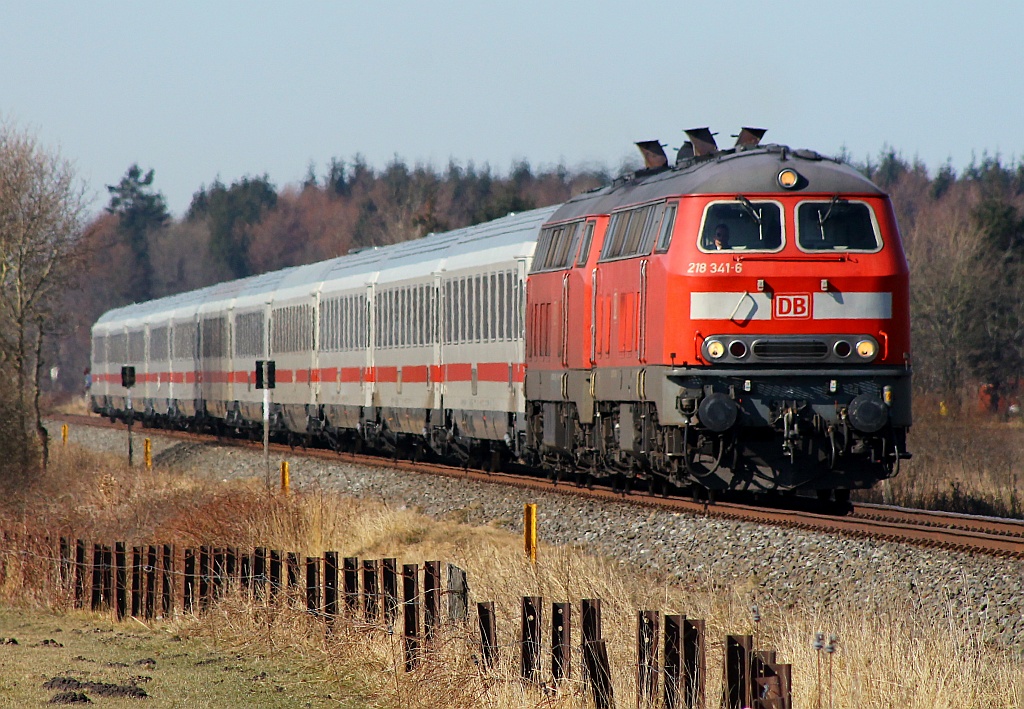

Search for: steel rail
xmin=53 ymin=413 xmax=1024 ymax=558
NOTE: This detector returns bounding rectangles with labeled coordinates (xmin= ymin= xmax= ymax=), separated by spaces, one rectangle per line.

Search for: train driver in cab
xmin=713 ymin=223 xmax=731 ymax=250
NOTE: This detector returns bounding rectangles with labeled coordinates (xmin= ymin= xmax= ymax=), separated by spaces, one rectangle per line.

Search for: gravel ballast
xmin=65 ymin=422 xmax=1024 ymax=649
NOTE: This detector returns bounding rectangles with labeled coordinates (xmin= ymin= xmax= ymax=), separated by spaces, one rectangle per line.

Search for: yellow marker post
xmin=143 ymin=438 xmax=152 ymax=469
xmin=61 ymin=424 xmax=68 ymax=445
xmin=280 ymin=460 xmax=290 ymax=495
xmin=524 ymin=503 xmax=537 ymax=563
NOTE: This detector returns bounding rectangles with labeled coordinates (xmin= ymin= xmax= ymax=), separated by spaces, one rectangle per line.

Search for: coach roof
xmin=549 ymin=145 xmax=884 ymax=223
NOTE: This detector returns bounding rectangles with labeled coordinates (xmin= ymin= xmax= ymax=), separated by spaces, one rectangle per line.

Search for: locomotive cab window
xmin=699 ymin=200 xmax=783 ymax=252
xmin=796 ymin=200 xmax=881 ymax=252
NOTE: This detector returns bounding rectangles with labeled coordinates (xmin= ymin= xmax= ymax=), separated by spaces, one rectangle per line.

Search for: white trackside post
xmin=263 ymin=362 xmax=270 ymax=488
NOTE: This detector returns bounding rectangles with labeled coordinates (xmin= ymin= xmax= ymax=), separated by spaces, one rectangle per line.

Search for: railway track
xmin=53 ymin=413 xmax=1024 ymax=559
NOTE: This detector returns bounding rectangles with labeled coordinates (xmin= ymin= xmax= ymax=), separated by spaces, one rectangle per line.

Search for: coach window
xmin=474 ymin=275 xmax=483 ymax=342
xmin=796 ymin=200 xmax=881 ymax=252
xmin=460 ymin=278 xmax=469 ymax=344
xmin=698 ymin=200 xmax=784 ymax=252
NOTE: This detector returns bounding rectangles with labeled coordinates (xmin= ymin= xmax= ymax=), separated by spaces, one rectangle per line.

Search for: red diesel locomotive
xmin=526 ymin=128 xmax=911 ymax=497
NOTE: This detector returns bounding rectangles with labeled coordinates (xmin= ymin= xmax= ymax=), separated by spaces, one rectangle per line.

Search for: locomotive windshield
xmin=797 ymin=200 xmax=881 ymax=251
xmin=699 ymin=200 xmax=783 ymax=252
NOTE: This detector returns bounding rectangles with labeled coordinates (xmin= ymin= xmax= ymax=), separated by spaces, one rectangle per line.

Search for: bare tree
xmin=0 ymin=122 xmax=86 ymax=474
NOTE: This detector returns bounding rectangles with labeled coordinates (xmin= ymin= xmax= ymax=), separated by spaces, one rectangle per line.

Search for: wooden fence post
xmin=183 ymin=548 xmax=196 ymax=614
xmin=343 ymin=557 xmax=359 ymax=614
xmin=305 ymin=556 xmax=320 ymax=614
xmin=402 ymin=564 xmax=420 ymax=671
xmin=269 ymin=550 xmax=282 ymax=601
xmin=382 ymin=558 xmax=399 ymax=629
xmin=226 ymin=547 xmax=238 ymax=592
xmin=725 ymin=634 xmax=753 ymax=709
xmin=114 ymin=543 xmax=127 ymax=621
xmin=198 ymin=546 xmax=210 ymax=613
xmin=145 ymin=545 xmax=157 ymax=619
xmin=684 ymin=618 xmax=706 ymax=709
xmin=102 ymin=545 xmax=113 ymax=611
xmin=637 ymin=610 xmax=659 ymax=707
xmin=754 ymin=659 xmax=792 ymax=709
xmin=161 ymin=544 xmax=174 ymax=618
xmin=664 ymin=615 xmax=682 ymax=709
xmin=323 ymin=552 xmax=339 ymax=624
xmin=90 ymin=543 xmax=102 ymax=611
xmin=287 ymin=552 xmax=300 ymax=595
xmin=447 ymin=564 xmax=468 ymax=624
xmin=521 ymin=596 xmax=542 ymax=682
xmin=423 ymin=560 xmax=441 ymax=640
xmin=582 ymin=598 xmax=602 ymax=644
xmin=583 ymin=639 xmax=614 ymax=709
xmin=59 ymin=537 xmax=71 ymax=590
xmin=552 ymin=602 xmax=571 ymax=682
xmin=477 ymin=601 xmax=498 ymax=669
xmin=253 ymin=547 xmax=267 ymax=600
xmin=73 ymin=539 xmax=86 ymax=608
xmin=362 ymin=559 xmax=380 ymax=622
xmin=214 ymin=548 xmax=226 ymax=600
xmin=240 ymin=549 xmax=251 ymax=592
xmin=132 ymin=546 xmax=143 ymax=616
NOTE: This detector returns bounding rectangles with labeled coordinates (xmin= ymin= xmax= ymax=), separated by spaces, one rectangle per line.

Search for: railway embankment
xmin=63 ymin=421 xmax=1024 ymax=650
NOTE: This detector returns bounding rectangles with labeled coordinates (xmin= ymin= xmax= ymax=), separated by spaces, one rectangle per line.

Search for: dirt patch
xmin=49 ymin=691 xmax=91 ymax=704
xmin=44 ymin=676 xmax=148 ymax=699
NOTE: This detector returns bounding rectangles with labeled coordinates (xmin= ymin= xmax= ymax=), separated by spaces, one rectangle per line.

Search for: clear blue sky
xmin=2 ymin=2 xmax=1022 ymax=217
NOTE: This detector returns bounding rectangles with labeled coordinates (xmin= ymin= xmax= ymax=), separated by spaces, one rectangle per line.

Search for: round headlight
xmin=856 ymin=339 xmax=877 ymax=359
xmin=777 ymin=168 xmax=800 ymax=189
xmin=706 ymin=340 xmax=726 ymax=359
xmin=834 ymin=340 xmax=852 ymax=358
xmin=729 ymin=340 xmax=748 ymax=358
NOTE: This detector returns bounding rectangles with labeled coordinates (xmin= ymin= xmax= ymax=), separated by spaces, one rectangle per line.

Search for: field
xmin=857 ymin=402 xmax=1024 ymax=519
xmin=1 ymin=427 xmax=1023 ymax=707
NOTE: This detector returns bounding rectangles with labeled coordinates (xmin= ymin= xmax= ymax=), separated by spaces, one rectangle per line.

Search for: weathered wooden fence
xmin=1 ymin=533 xmax=793 ymax=709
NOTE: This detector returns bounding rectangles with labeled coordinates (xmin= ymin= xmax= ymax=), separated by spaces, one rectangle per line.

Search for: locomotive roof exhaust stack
xmin=635 ymin=140 xmax=668 ymax=169
xmin=734 ymin=127 xmax=767 ymax=148
xmin=684 ymin=127 xmax=719 ymax=157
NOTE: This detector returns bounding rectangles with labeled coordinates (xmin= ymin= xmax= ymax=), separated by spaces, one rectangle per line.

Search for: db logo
xmin=773 ymin=294 xmax=811 ymax=319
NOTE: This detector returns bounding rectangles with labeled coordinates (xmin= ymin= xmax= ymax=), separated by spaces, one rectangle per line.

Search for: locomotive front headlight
xmin=856 ymin=339 xmax=877 ymax=359
xmin=778 ymin=168 xmax=800 ymax=189
xmin=706 ymin=340 xmax=726 ymax=359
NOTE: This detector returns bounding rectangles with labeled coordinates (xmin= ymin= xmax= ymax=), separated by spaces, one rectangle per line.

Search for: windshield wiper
xmin=816 ymin=195 xmax=846 ymax=241
xmin=735 ymin=195 xmax=762 ymax=225
xmin=817 ymin=195 xmax=845 ymax=226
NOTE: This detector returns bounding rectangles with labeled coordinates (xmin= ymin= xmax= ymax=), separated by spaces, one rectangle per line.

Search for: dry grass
xmin=856 ymin=400 xmax=1024 ymax=518
xmin=1 ymin=441 xmax=1023 ymax=707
